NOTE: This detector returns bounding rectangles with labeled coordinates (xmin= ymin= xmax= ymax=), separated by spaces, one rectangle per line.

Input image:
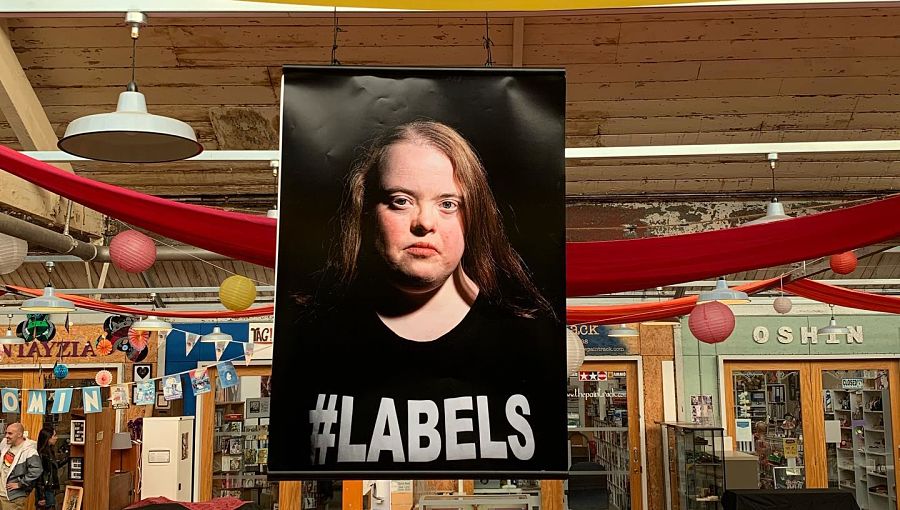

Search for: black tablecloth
xmin=723 ymin=489 xmax=860 ymax=510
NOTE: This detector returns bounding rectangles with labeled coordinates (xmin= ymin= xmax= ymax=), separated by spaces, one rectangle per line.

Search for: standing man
xmin=0 ymin=423 xmax=42 ymax=510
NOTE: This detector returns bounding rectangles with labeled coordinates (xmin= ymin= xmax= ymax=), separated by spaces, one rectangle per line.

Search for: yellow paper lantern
xmin=219 ymin=275 xmax=257 ymax=311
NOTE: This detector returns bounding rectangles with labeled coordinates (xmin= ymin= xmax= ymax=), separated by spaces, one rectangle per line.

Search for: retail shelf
xmin=866 ymin=472 xmax=888 ymax=478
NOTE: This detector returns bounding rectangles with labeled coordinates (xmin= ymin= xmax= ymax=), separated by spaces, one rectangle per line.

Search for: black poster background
xmin=269 ymin=67 xmax=567 ymax=479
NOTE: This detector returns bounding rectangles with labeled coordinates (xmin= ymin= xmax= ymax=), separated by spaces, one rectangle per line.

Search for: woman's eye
xmin=390 ymin=196 xmax=411 ymax=208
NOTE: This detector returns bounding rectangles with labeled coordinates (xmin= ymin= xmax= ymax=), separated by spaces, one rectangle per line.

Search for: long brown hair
xmin=323 ymin=120 xmax=552 ymax=318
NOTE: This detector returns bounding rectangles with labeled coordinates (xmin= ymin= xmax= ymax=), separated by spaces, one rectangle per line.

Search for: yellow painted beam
xmin=247 ymin=0 xmax=716 ymax=11
xmin=0 ymin=21 xmax=103 ymax=236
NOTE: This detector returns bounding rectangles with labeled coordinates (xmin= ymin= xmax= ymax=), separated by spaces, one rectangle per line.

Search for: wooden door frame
xmin=721 ymin=356 xmax=900 ymax=493
xmin=197 ymin=363 xmax=300 ymax=510
xmin=580 ymin=356 xmax=646 ymax=510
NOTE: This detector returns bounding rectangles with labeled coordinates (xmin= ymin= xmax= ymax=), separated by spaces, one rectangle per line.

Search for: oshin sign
xmin=752 ymin=325 xmax=863 ymax=345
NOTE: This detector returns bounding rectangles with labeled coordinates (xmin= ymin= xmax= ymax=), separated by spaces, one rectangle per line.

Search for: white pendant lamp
xmin=201 ymin=326 xmax=233 ymax=343
xmin=818 ymin=305 xmax=850 ymax=336
xmin=132 ymin=315 xmax=173 ymax=333
xmin=57 ymin=12 xmax=201 ymax=163
xmin=746 ymin=154 xmax=792 ymax=226
xmin=2 ymin=315 xmax=24 ymax=345
xmin=697 ymin=277 xmax=751 ymax=305
xmin=607 ymin=324 xmax=639 ymax=338
xmin=20 ymin=262 xmax=76 ymax=313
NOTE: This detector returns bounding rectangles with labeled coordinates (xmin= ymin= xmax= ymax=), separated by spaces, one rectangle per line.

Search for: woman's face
xmin=372 ymin=141 xmax=466 ymax=293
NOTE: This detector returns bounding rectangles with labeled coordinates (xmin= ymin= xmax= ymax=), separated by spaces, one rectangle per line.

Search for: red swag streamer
xmin=2 ymin=147 xmax=900 ymax=297
xmin=784 ymin=279 xmax=900 ymax=314
xmin=567 ymin=194 xmax=900 ymax=296
xmin=0 ymin=146 xmax=275 ymax=267
xmin=5 ymin=285 xmax=273 ymax=319
xmin=566 ymin=277 xmax=782 ymax=325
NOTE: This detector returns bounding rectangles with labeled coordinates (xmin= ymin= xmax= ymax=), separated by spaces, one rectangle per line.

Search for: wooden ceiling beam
xmin=0 ymin=21 xmax=103 ymax=236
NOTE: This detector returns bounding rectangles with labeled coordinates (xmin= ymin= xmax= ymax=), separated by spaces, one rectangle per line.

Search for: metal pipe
xmin=1 ymin=213 xmax=232 ymax=262
xmin=0 ymin=213 xmax=98 ymax=260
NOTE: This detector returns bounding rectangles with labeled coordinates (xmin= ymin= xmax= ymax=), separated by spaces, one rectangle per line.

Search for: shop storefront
xmin=680 ymin=314 xmax=900 ymax=508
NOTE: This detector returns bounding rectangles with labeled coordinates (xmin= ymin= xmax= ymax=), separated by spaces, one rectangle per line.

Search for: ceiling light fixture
xmin=200 ymin=326 xmax=233 ymax=343
xmin=57 ymin=12 xmax=202 ymax=163
xmin=132 ymin=293 xmax=172 ymax=332
xmin=696 ymin=277 xmax=751 ymax=305
xmin=21 ymin=262 xmax=76 ymax=313
xmin=818 ymin=304 xmax=850 ymax=336
xmin=746 ymin=153 xmax=792 ymax=225
xmin=2 ymin=314 xmax=24 ymax=345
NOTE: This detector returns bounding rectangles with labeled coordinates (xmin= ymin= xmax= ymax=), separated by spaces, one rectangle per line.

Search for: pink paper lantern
xmin=689 ymin=301 xmax=735 ymax=344
xmin=109 ymin=230 xmax=157 ymax=273
xmin=830 ymin=251 xmax=858 ymax=275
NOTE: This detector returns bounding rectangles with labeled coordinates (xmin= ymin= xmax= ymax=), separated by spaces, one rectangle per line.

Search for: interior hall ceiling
xmin=0 ymin=4 xmax=898 ymax=304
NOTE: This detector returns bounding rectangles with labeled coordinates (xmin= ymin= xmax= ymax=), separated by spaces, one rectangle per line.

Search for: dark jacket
xmin=35 ymin=447 xmax=60 ymax=502
xmin=0 ymin=438 xmax=42 ymax=500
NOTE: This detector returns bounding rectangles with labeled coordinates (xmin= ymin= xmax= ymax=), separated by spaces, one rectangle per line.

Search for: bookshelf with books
xmin=212 ymin=396 xmax=275 ymax=507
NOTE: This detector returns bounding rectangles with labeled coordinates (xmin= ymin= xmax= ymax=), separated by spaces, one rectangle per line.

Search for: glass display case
xmin=661 ymin=423 xmax=725 ymax=510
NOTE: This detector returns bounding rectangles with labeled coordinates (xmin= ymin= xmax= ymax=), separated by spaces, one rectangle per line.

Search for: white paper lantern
xmin=773 ymin=296 xmax=793 ymax=314
xmin=0 ymin=233 xmax=27 ymax=275
xmin=566 ymin=328 xmax=586 ymax=375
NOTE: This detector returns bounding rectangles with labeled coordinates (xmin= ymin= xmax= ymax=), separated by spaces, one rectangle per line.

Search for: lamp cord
xmin=131 ymin=37 xmax=137 ymax=85
xmin=483 ymin=12 xmax=494 ymax=67
xmin=331 ymin=8 xmax=343 ymax=66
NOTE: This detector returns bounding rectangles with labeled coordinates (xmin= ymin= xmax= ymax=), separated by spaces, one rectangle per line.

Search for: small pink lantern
xmin=773 ymin=296 xmax=793 ymax=314
xmin=689 ymin=301 xmax=735 ymax=344
xmin=109 ymin=230 xmax=157 ymax=273
xmin=95 ymin=369 xmax=113 ymax=387
xmin=830 ymin=251 xmax=858 ymax=275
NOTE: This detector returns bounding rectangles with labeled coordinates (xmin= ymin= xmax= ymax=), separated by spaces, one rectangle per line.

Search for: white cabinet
xmin=141 ymin=416 xmax=195 ymax=501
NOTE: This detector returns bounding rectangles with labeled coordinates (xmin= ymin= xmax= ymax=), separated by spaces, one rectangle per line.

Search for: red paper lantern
xmin=689 ymin=301 xmax=735 ymax=344
xmin=109 ymin=230 xmax=157 ymax=273
xmin=830 ymin=251 xmax=858 ymax=275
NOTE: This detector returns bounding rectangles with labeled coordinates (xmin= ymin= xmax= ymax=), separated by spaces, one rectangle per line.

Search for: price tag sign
xmin=783 ymin=438 xmax=798 ymax=458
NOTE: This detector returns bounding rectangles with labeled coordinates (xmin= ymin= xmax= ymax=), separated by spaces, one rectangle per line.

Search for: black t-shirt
xmin=268 ymin=293 xmax=567 ymax=477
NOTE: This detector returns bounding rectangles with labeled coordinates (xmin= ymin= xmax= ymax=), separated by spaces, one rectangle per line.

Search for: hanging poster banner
xmin=82 ymin=387 xmax=103 ymax=413
xmin=111 ymin=385 xmax=130 ymax=409
xmin=26 ymin=390 xmax=46 ymax=415
xmin=1 ymin=389 xmax=18 ymax=413
xmin=51 ymin=389 xmax=74 ymax=414
xmin=269 ymin=67 xmax=567 ymax=479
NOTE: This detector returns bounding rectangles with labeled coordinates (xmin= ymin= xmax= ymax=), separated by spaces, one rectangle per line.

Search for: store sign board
xmin=249 ymin=322 xmax=275 ymax=344
xmin=841 ymin=378 xmax=864 ymax=390
xmin=751 ymin=325 xmax=863 ymax=345
xmin=569 ymin=325 xmax=636 ymax=356
xmin=782 ymin=438 xmax=799 ymax=458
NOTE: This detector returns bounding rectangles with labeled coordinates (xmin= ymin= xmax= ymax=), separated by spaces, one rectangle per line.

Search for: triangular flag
xmin=214 ymin=340 xmax=227 ymax=361
xmin=243 ymin=341 xmax=255 ymax=366
xmin=185 ymin=332 xmax=200 ymax=356
xmin=64 ymin=313 xmax=71 ymax=333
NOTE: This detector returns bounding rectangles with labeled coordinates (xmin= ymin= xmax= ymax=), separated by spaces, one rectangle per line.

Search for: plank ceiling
xmin=0 ymin=4 xmax=898 ymax=304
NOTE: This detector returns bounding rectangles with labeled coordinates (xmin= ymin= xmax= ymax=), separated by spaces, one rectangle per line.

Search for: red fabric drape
xmin=784 ymin=279 xmax=900 ymax=314
xmin=5 ymin=285 xmax=274 ymax=318
xmin=0 ymin=145 xmax=276 ymax=267
xmin=2 ymin=147 xmax=900 ymax=297
xmin=566 ymin=277 xmax=783 ymax=325
xmin=567 ymin=194 xmax=900 ymax=296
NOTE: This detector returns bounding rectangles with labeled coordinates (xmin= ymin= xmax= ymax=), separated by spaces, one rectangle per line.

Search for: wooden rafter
xmin=0 ymin=21 xmax=102 ymax=236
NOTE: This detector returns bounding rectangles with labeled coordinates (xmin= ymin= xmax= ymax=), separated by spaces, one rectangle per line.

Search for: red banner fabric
xmin=566 ymin=194 xmax=900 ymax=296
xmin=0 ymin=145 xmax=276 ymax=267
xmin=783 ymin=279 xmax=900 ymax=314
